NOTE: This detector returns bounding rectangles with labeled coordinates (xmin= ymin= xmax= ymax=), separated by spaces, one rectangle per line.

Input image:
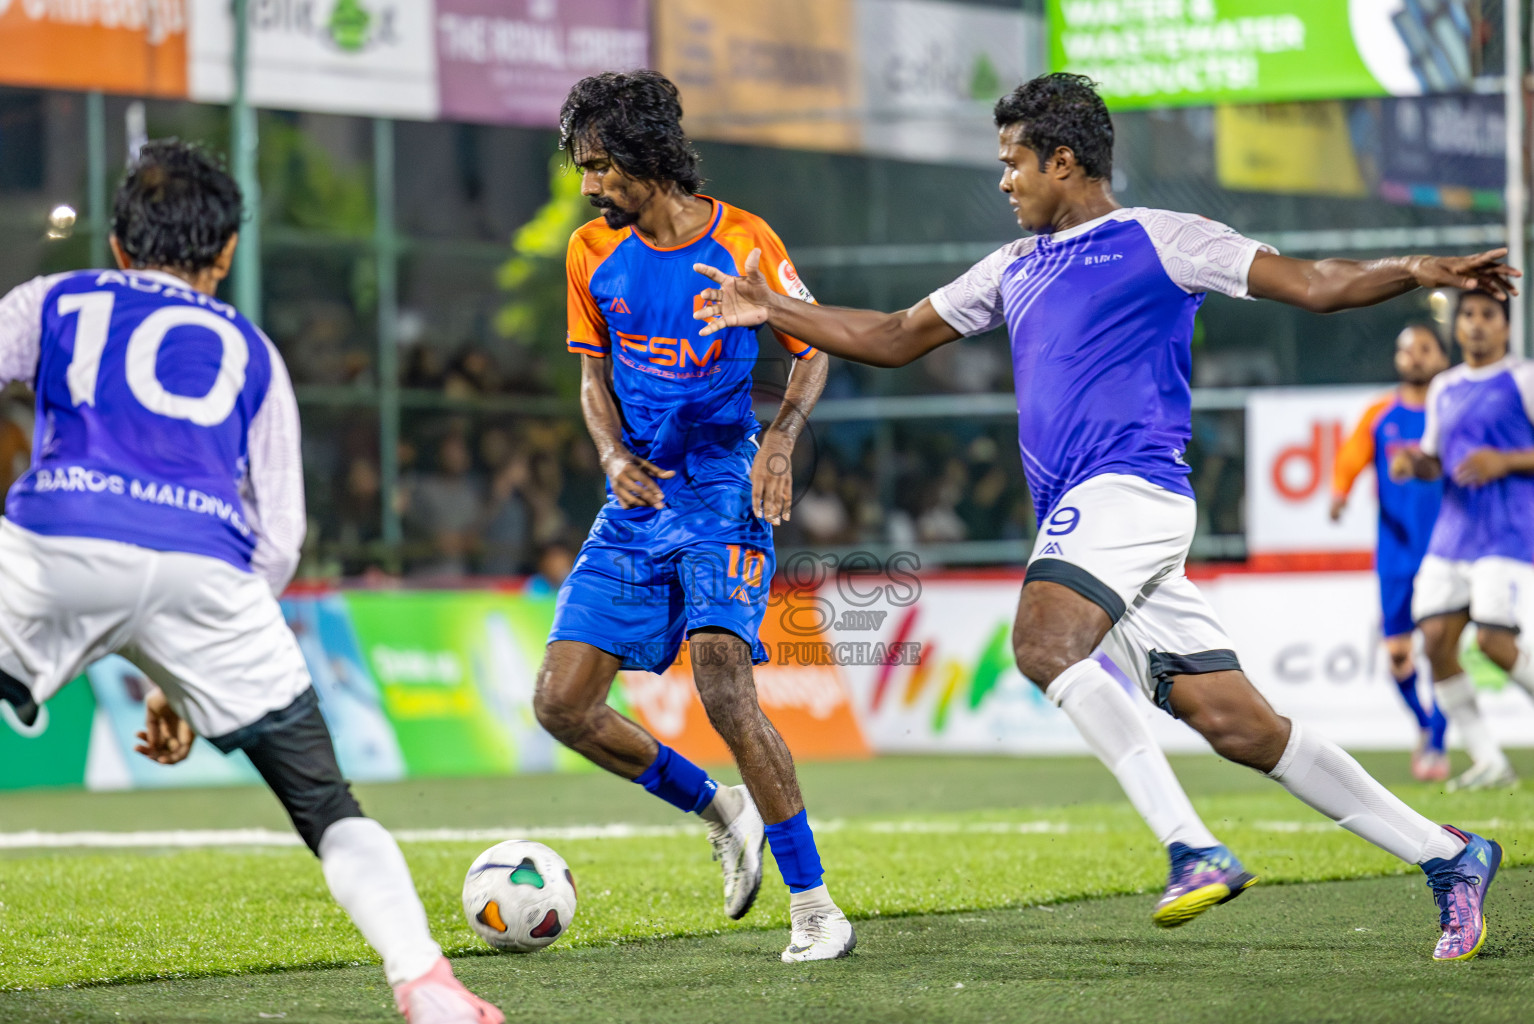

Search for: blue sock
xmin=1428 ymin=704 xmax=1449 ymax=753
xmin=764 ymin=809 xmax=824 ymax=893
xmin=1395 ymin=671 xmax=1432 ymax=731
xmin=633 ymin=744 xmax=717 ymax=814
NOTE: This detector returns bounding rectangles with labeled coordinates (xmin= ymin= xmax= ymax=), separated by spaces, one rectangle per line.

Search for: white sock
xmin=1045 ymin=659 xmax=1219 ymax=850
xmin=789 ymin=882 xmax=838 ymax=915
xmin=698 ymin=782 xmax=744 ymax=825
xmin=1266 ymin=722 xmax=1464 ymax=863
xmin=1510 ymin=650 xmax=1534 ymax=700
xmin=1434 ymin=673 xmax=1507 ymax=767
xmin=318 ymin=817 xmax=442 ymax=986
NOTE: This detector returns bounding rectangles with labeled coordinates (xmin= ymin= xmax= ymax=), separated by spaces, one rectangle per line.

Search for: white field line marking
xmin=0 ymin=819 xmax=1078 ymax=850
xmin=6 ymin=817 xmax=1515 ymax=850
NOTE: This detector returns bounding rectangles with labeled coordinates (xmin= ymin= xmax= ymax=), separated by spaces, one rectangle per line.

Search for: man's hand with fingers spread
xmin=134 ymin=686 xmax=194 ymax=765
xmin=1409 ymin=248 xmax=1521 ymax=300
xmin=752 ymin=431 xmax=795 ymax=525
xmin=604 ymin=451 xmax=675 ymax=509
xmin=694 ymin=248 xmax=776 ymax=336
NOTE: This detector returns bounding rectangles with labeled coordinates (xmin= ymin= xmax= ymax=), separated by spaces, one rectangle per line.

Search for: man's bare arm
xmin=1390 ymin=446 xmax=1442 ymax=482
xmin=1248 ymin=248 xmax=1519 ymax=314
xmin=580 ymin=354 xmax=673 ymax=508
xmin=753 ymin=350 xmax=828 ymax=524
xmin=694 ymin=249 xmax=961 ymax=367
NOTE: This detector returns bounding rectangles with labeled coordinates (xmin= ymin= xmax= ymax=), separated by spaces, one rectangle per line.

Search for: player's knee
xmin=1386 ymin=646 xmax=1414 ymax=679
xmin=533 ymin=687 xmax=591 ymax=744
xmin=1011 ymin=636 xmax=1073 ymax=689
xmin=1475 ymin=627 xmax=1518 ymax=671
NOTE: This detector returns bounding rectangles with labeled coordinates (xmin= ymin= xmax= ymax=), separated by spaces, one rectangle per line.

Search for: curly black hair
xmin=993 ymin=73 xmax=1113 ymax=180
xmin=1456 ymin=288 xmax=1510 ymax=325
xmin=559 ymin=70 xmax=703 ymax=192
xmin=111 ymin=139 xmax=243 ymax=274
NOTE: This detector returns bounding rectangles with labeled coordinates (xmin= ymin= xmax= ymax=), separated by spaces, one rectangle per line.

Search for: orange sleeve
xmin=715 ymin=208 xmax=817 ymax=360
xmin=566 ymin=228 xmax=610 ymax=357
xmin=1332 ymin=397 xmax=1390 ymax=497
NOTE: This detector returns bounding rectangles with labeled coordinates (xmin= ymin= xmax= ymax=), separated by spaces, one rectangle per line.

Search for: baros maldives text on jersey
xmin=0 ymin=268 xmax=301 ymax=588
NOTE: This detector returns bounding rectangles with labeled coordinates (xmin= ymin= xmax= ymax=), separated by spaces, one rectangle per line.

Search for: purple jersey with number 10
xmin=5 ymin=269 xmax=275 ymax=570
xmin=1421 ymin=356 xmax=1534 ymax=563
xmin=928 ymin=208 xmax=1273 ymax=520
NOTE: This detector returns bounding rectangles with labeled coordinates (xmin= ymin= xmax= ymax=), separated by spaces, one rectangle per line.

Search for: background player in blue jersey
xmin=1330 ymin=324 xmax=1450 ymax=780
xmin=1393 ymin=290 xmax=1534 ymax=792
xmin=0 ymin=143 xmax=500 ymax=1024
xmin=694 ymin=73 xmax=1516 ymax=962
xmin=530 ymin=72 xmax=853 ymax=963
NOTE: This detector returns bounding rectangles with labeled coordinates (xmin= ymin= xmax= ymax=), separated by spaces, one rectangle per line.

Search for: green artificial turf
xmin=2 ymin=869 xmax=1531 ymax=1024
xmin=1 ymin=753 xmax=1532 ymax=1002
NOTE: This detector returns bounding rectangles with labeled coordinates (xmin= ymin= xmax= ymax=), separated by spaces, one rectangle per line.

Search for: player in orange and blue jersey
xmin=1331 ymin=324 xmax=1450 ymax=780
xmin=530 ymin=71 xmax=854 ymax=964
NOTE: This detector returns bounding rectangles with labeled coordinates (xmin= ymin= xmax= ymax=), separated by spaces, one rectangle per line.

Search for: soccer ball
xmin=461 ymin=840 xmax=578 ymax=952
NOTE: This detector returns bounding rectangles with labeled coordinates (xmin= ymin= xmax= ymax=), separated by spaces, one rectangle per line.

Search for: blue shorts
xmin=1379 ymin=571 xmax=1416 ymax=638
xmin=550 ymin=476 xmax=774 ymax=674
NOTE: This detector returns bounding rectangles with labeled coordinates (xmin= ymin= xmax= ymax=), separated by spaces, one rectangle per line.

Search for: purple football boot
xmin=1423 ymin=825 xmax=1502 ymax=961
xmin=1152 ymin=842 xmax=1258 ymax=928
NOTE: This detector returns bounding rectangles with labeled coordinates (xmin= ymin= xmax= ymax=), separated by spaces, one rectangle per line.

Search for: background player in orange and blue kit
xmin=530 ymin=71 xmax=856 ymax=963
xmin=1331 ymin=324 xmax=1450 ymax=780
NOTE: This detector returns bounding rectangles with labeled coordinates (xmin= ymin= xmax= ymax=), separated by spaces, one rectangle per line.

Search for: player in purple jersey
xmin=694 ymin=74 xmax=1515 ymax=961
xmin=1393 ymin=290 xmax=1534 ymax=792
xmin=0 ymin=143 xmax=500 ymax=1024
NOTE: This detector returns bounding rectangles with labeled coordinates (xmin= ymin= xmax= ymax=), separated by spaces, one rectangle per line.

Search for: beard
xmin=590 ymin=196 xmax=639 ymax=230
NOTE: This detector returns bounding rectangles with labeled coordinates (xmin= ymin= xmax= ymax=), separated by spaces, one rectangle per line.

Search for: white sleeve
xmin=1132 ymin=209 xmax=1277 ymax=300
xmin=1511 ymin=360 xmax=1534 ymax=425
xmin=927 ymin=240 xmax=1032 ymax=337
xmin=0 ymin=275 xmax=64 ymax=387
xmin=243 ymin=335 xmax=306 ymax=597
xmin=1420 ymin=374 xmax=1447 ymax=458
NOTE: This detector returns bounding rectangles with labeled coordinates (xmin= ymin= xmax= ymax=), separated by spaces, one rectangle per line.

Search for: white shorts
xmin=1412 ymin=554 xmax=1532 ymax=631
xmin=1026 ymin=474 xmax=1239 ymax=711
xmin=0 ymin=521 xmax=311 ymax=740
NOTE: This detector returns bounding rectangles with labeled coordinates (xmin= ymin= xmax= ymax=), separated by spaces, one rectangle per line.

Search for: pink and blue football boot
xmin=1423 ymin=825 xmax=1502 ymax=961
xmin=1152 ymin=842 xmax=1259 ymax=928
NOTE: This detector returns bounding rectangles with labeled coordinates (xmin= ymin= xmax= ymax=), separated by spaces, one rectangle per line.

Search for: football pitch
xmin=2 ymin=751 xmax=1533 ymax=1023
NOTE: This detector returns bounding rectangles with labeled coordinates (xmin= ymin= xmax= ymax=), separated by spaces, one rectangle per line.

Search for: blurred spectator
xmin=480 ymin=427 xmax=531 ymax=575
xmin=795 ymin=459 xmax=850 ymax=545
xmin=401 ymin=432 xmax=485 ymax=577
xmin=332 ymin=455 xmax=384 ymax=573
xmin=0 ymin=399 xmax=30 ymax=498
xmin=525 ymin=539 xmax=577 ymax=597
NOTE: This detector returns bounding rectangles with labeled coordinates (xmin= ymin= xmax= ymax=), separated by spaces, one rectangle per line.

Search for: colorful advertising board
xmin=1048 ymin=0 xmax=1484 ymax=110
xmin=0 ymin=587 xmax=866 ymax=790
xmin=11 ymin=568 xmax=1529 ymax=791
xmin=0 ymin=0 xmax=189 ymax=96
xmin=188 ymin=0 xmax=439 ymax=119
xmin=435 ymin=0 xmax=648 ymax=128
xmin=1245 ymin=386 xmax=1383 ymax=565
xmin=855 ymin=0 xmax=1040 ymax=168
xmin=653 ymin=0 xmax=860 ymax=152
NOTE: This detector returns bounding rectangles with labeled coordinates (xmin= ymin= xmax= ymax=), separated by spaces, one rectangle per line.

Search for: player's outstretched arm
xmin=754 ymin=350 xmax=828 ymax=525
xmin=580 ymin=354 xmax=673 ymax=509
xmin=693 ymin=249 xmax=961 ymax=367
xmin=1247 ymin=249 xmax=1520 ymax=314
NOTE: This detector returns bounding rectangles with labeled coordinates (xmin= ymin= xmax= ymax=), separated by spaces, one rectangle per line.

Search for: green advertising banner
xmin=1048 ymin=0 xmax=1481 ymax=110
